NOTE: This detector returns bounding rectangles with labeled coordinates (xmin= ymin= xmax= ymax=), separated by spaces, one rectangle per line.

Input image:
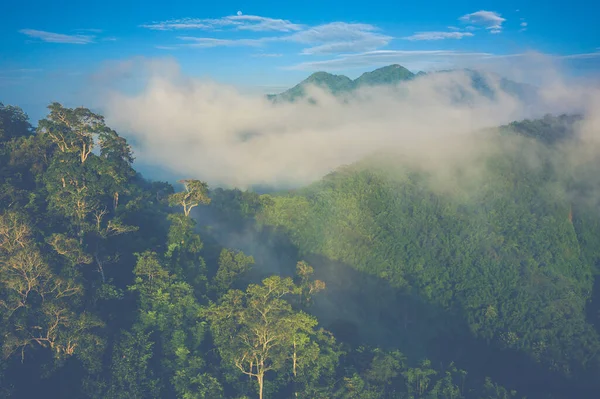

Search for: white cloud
xmin=227 ymin=15 xmax=304 ymax=32
xmin=459 ymin=10 xmax=506 ymax=33
xmin=169 ymin=22 xmax=392 ymax=55
xmin=560 ymin=51 xmax=600 ymax=59
xmin=403 ymin=31 xmax=474 ymax=41
xmin=95 ymin=57 xmax=600 ymax=190
xmin=140 ymin=19 xmax=211 ymax=30
xmin=290 ymin=22 xmax=392 ymax=54
xmin=140 ymin=15 xmax=303 ymax=32
xmin=177 ymin=36 xmax=269 ymax=48
xmin=19 ymin=29 xmax=95 ymax=44
xmin=520 ymin=22 xmax=528 ymax=27
xmin=286 ymin=49 xmax=493 ymax=70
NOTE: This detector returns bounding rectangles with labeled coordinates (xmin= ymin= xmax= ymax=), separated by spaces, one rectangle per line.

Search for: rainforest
xmin=1 ymin=63 xmax=600 ymax=399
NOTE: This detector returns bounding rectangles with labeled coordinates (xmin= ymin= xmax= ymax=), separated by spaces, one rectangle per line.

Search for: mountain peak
xmin=354 ymin=64 xmax=415 ymax=87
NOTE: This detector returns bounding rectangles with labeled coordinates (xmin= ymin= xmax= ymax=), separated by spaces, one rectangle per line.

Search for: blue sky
xmin=1 ymin=0 xmax=599 ymax=121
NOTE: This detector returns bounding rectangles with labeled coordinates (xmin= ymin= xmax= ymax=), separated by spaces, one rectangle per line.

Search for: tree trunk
xmin=95 ymin=253 xmax=106 ymax=283
xmin=293 ymin=349 xmax=297 ymax=377
xmin=293 ymin=347 xmax=298 ymax=398
xmin=258 ymin=373 xmax=264 ymax=399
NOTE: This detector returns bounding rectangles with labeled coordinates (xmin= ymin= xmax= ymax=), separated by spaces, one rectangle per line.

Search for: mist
xmin=96 ymin=55 xmax=600 ymax=190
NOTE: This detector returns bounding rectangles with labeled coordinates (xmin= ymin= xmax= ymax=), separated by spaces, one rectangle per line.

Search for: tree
xmin=38 ymin=103 xmax=107 ymax=164
xmin=169 ymin=180 xmax=211 ymax=217
xmin=295 ymin=261 xmax=326 ymax=308
xmin=204 ymin=276 xmax=318 ymax=399
xmin=0 ymin=212 xmax=103 ymax=364
xmin=213 ymin=249 xmax=255 ymax=294
xmin=128 ymin=251 xmax=210 ymax=398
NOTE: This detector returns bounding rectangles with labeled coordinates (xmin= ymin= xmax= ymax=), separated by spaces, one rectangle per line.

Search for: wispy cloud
xmin=228 ymin=14 xmax=304 ymax=32
xmin=286 ymin=49 xmax=493 ymax=70
xmin=19 ymin=29 xmax=95 ymax=44
xmin=290 ymin=22 xmax=392 ymax=54
xmin=520 ymin=19 xmax=528 ymax=32
xmin=177 ymin=36 xmax=269 ymax=48
xmin=560 ymin=51 xmax=600 ymax=60
xmin=141 ymin=19 xmax=211 ymax=30
xmin=252 ymin=53 xmax=283 ymax=57
xmin=459 ymin=10 xmax=506 ymax=34
xmin=140 ymin=14 xmax=303 ymax=32
xmin=166 ymin=21 xmax=392 ymax=55
xmin=403 ymin=31 xmax=474 ymax=41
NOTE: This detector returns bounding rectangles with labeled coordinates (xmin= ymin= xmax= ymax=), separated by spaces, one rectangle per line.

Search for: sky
xmin=1 ymin=0 xmax=599 ymax=122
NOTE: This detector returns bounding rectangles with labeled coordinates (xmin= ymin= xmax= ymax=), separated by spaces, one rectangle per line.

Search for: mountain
xmin=270 ymin=64 xmax=416 ymax=102
xmin=353 ymin=64 xmax=415 ymax=87
xmin=208 ymin=114 xmax=600 ymax=399
xmin=273 ymin=71 xmax=355 ymax=102
xmin=268 ymin=64 xmax=537 ymax=104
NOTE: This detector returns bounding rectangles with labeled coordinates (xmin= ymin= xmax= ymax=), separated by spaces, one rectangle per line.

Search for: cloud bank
xmin=95 ymin=57 xmax=600 ymax=190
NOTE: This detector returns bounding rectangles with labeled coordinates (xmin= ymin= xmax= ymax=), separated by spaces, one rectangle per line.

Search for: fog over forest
xmin=2 ymin=47 xmax=600 ymax=399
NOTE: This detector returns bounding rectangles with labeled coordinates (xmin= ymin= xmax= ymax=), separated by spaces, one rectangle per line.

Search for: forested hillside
xmin=208 ymin=114 xmax=600 ymax=398
xmin=0 ymin=101 xmax=536 ymax=398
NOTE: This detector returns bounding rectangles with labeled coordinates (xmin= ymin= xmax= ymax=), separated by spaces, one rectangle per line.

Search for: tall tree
xmin=38 ymin=103 xmax=106 ymax=164
xmin=169 ymin=180 xmax=211 ymax=217
xmin=204 ymin=276 xmax=318 ymax=399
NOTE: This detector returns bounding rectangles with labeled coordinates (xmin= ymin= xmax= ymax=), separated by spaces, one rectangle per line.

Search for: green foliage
xmin=256 ymin=128 xmax=600 ymax=380
xmin=128 ymin=251 xmax=209 ymax=398
xmin=104 ymin=327 xmax=160 ymax=399
xmin=213 ymin=248 xmax=255 ymax=294
xmin=168 ymin=179 xmax=211 ymax=217
xmin=1 ymin=102 xmax=591 ymax=399
xmin=204 ymin=276 xmax=319 ymax=399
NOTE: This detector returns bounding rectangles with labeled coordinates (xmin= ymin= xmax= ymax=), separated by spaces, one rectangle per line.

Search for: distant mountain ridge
xmin=269 ymin=64 xmax=416 ymax=101
xmin=268 ymin=64 xmax=537 ymax=103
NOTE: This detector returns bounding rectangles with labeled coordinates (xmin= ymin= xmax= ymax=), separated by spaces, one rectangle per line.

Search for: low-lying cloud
xmin=96 ymin=56 xmax=600 ymax=190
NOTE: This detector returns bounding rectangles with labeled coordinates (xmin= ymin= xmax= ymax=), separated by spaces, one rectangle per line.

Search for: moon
xmin=237 ymin=10 xmax=242 ymax=16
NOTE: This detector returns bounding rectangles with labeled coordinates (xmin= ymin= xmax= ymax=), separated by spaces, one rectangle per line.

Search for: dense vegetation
xmin=209 ymin=114 xmax=600 ymax=398
xmin=0 ymin=101 xmax=543 ymax=399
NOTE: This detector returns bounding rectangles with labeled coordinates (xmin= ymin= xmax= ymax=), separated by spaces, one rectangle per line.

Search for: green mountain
xmin=274 ymin=71 xmax=355 ymax=102
xmin=271 ymin=64 xmax=417 ymax=102
xmin=209 ymin=114 xmax=600 ymax=398
xmin=269 ymin=64 xmax=537 ymax=104
xmin=353 ymin=64 xmax=415 ymax=87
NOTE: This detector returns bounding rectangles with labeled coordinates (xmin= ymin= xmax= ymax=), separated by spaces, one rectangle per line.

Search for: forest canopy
xmin=1 ymin=101 xmax=600 ymax=399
